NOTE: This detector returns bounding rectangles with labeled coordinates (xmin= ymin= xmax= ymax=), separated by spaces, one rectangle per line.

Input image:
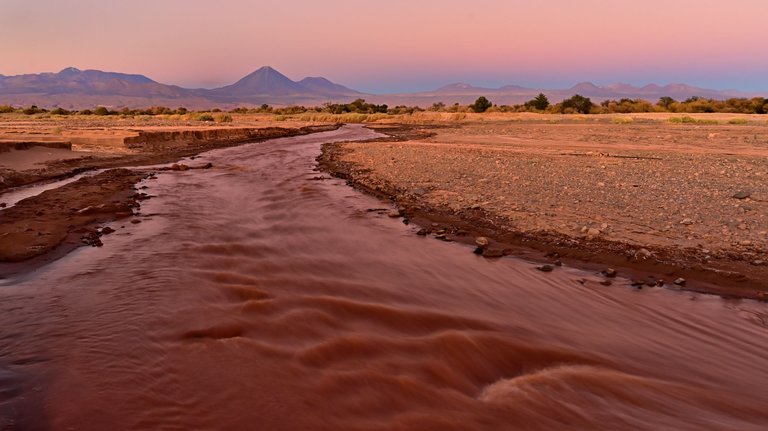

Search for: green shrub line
xmin=1 ymin=94 xmax=766 ymax=118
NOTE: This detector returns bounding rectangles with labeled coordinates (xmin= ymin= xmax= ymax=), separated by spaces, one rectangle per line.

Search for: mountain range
xmin=0 ymin=66 xmax=761 ymax=109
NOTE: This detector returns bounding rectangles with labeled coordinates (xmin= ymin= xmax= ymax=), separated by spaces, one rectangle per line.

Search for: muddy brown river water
xmin=1 ymin=125 xmax=767 ymax=430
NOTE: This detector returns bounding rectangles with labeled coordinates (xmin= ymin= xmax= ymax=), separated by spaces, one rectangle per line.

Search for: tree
xmin=429 ymin=102 xmax=446 ymax=112
xmin=93 ymin=106 xmax=110 ymax=116
xmin=657 ymin=96 xmax=676 ymax=110
xmin=525 ymin=93 xmax=550 ymax=111
xmin=470 ymin=96 xmax=492 ymax=113
xmin=560 ymin=94 xmax=594 ymax=114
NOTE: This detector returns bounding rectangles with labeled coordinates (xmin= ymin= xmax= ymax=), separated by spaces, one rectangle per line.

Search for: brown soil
xmin=319 ymin=120 xmax=768 ymax=300
xmin=0 ymin=168 xmax=145 ymax=275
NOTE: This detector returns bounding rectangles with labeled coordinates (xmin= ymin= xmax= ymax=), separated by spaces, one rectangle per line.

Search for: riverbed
xmin=1 ymin=125 xmax=767 ymax=430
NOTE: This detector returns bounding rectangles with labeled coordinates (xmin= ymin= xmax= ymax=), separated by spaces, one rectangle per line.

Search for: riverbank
xmin=0 ymin=117 xmax=339 ymax=192
xmin=319 ymin=119 xmax=768 ymax=300
xmin=0 ymin=121 xmax=339 ymax=275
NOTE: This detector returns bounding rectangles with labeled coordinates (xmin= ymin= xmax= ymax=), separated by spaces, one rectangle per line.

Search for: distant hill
xmin=0 ymin=66 xmax=762 ymax=109
xmin=0 ymin=66 xmax=362 ymax=109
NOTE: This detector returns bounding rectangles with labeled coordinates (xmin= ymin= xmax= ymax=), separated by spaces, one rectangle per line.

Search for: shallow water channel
xmin=1 ymin=125 xmax=767 ymax=430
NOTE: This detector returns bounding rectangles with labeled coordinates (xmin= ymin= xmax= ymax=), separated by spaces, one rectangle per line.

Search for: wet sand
xmin=320 ymin=118 xmax=768 ymax=299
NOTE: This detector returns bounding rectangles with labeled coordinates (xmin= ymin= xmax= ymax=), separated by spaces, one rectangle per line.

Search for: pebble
xmin=416 ymin=229 xmax=428 ymax=236
xmin=635 ymin=248 xmax=652 ymax=259
xmin=603 ymin=268 xmax=617 ymax=278
xmin=586 ymin=228 xmax=600 ymax=238
xmin=100 ymin=226 xmax=115 ymax=235
xmin=482 ymin=248 xmax=504 ymax=258
xmin=475 ymin=237 xmax=489 ymax=247
xmin=680 ymin=218 xmax=694 ymax=226
xmin=732 ymin=191 xmax=751 ymax=199
xmin=673 ymin=277 xmax=686 ymax=286
xmin=537 ymin=264 xmax=554 ymax=272
xmin=387 ymin=209 xmax=402 ymax=218
xmin=599 ymin=280 xmax=613 ymax=286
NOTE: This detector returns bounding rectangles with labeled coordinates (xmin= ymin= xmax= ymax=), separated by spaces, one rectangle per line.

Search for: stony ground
xmin=323 ymin=119 xmax=768 ymax=298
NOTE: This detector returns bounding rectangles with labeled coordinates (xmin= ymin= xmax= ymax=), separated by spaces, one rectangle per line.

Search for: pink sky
xmin=1 ymin=0 xmax=766 ymax=92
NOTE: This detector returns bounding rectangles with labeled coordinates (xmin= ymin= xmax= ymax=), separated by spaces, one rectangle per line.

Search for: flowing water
xmin=1 ymin=125 xmax=767 ymax=430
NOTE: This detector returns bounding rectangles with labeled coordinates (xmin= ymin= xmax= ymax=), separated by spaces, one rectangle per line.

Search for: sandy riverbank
xmin=319 ymin=117 xmax=768 ymax=300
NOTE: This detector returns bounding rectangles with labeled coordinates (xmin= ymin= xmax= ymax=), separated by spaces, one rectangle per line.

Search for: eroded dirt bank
xmin=319 ymin=122 xmax=768 ymax=299
xmin=0 ymin=169 xmax=147 ymax=274
xmin=0 ymin=124 xmax=339 ymax=192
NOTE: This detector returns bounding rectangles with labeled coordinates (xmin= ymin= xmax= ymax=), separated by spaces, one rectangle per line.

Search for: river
xmin=1 ymin=125 xmax=767 ymax=430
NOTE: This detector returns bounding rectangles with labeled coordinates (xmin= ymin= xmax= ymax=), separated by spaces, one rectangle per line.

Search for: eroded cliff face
xmin=123 ymin=127 xmax=306 ymax=151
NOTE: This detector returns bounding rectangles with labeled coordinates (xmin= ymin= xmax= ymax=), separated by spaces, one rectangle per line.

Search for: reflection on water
xmin=1 ymin=125 xmax=767 ymax=430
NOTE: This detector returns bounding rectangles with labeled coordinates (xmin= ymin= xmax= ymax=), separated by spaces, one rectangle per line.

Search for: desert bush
xmin=93 ymin=106 xmax=110 ymax=116
xmin=727 ymin=118 xmax=749 ymax=125
xmin=215 ymin=114 xmax=233 ymax=123
xmin=612 ymin=117 xmax=634 ymax=124
xmin=668 ymin=116 xmax=718 ymax=125
xmin=49 ymin=107 xmax=71 ymax=115
xmin=0 ymin=105 xmax=16 ymax=113
xmin=428 ymin=102 xmax=446 ymax=112
xmin=524 ymin=93 xmax=550 ymax=111
xmin=470 ymin=96 xmax=492 ymax=113
xmin=197 ymin=114 xmax=214 ymax=122
xmin=22 ymin=105 xmax=44 ymax=115
xmin=556 ymin=94 xmax=594 ymax=114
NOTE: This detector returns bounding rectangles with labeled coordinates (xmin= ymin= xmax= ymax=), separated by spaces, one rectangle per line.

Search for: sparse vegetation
xmin=668 ymin=116 xmax=719 ymax=125
xmin=197 ymin=114 xmax=214 ymax=122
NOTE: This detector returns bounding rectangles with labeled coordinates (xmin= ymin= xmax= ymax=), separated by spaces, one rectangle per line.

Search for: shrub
xmin=559 ymin=94 xmax=594 ymax=114
xmin=0 ymin=105 xmax=15 ymax=113
xmin=470 ymin=96 xmax=492 ymax=113
xmin=93 ymin=106 xmax=110 ymax=116
xmin=728 ymin=118 xmax=749 ymax=125
xmin=524 ymin=93 xmax=550 ymax=111
xmin=429 ymin=102 xmax=446 ymax=112
xmin=215 ymin=114 xmax=233 ymax=123
xmin=22 ymin=105 xmax=44 ymax=115
xmin=50 ymin=107 xmax=71 ymax=115
xmin=197 ymin=114 xmax=214 ymax=122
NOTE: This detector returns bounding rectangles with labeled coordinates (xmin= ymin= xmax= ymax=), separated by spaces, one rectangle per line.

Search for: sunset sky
xmin=1 ymin=0 xmax=766 ymax=93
